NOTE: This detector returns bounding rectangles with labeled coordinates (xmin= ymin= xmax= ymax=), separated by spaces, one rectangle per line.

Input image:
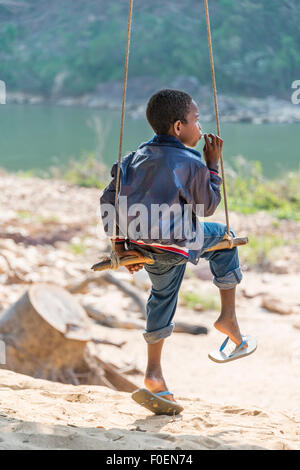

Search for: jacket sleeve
xmin=189 ymin=162 xmax=222 ymax=217
xmin=100 ymin=162 xmax=117 ymax=207
xmin=100 ymin=162 xmax=126 ymax=240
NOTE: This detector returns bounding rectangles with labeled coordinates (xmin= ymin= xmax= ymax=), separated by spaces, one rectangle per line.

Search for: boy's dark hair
xmin=146 ymin=89 xmax=192 ymax=135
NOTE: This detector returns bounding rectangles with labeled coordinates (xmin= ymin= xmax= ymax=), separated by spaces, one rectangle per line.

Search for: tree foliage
xmin=0 ymin=0 xmax=299 ymax=97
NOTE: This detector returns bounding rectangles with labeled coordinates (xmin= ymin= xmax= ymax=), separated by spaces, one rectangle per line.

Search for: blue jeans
xmin=128 ymin=222 xmax=243 ymax=344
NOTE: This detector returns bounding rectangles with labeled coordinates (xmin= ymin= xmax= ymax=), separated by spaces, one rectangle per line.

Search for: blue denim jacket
xmin=100 ymin=134 xmax=222 ymax=262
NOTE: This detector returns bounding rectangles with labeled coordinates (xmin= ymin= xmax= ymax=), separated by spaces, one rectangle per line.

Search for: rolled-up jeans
xmin=128 ymin=222 xmax=243 ymax=344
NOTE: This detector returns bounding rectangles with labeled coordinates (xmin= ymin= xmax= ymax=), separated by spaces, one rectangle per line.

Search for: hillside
xmin=0 ymin=0 xmax=299 ymax=99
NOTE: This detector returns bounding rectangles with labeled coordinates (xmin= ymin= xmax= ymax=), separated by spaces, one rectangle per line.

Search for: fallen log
xmin=118 ymin=366 xmax=143 ymax=376
xmin=68 ymin=273 xmax=147 ymax=315
xmin=86 ymin=352 xmax=137 ymax=393
xmin=91 ymin=338 xmax=126 ymax=348
xmin=84 ymin=304 xmax=144 ymax=329
xmin=0 ymin=225 xmax=83 ymax=247
xmin=174 ymin=322 xmax=208 ymax=335
xmin=84 ymin=304 xmax=208 ymax=335
xmin=0 ymin=251 xmax=29 ymax=285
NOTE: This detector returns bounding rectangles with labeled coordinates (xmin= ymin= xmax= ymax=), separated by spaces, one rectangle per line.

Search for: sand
xmin=1 ymin=271 xmax=300 ymax=451
xmin=0 ymin=369 xmax=298 ymax=450
xmin=94 ymin=270 xmax=300 ymax=414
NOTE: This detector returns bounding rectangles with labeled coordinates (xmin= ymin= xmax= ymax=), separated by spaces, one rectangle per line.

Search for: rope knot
xmin=110 ymin=251 xmax=120 ymax=270
xmin=224 ymin=232 xmax=234 ymax=249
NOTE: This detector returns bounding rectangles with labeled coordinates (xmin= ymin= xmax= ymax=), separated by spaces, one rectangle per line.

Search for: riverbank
xmin=7 ymin=76 xmax=300 ymax=124
xmin=0 ymin=173 xmax=299 ymax=449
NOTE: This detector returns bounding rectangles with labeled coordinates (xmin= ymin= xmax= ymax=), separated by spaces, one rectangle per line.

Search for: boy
xmin=100 ymin=89 xmax=255 ymax=414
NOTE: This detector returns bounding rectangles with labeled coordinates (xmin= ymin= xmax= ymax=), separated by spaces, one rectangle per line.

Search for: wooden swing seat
xmin=91 ymin=236 xmax=248 ymax=272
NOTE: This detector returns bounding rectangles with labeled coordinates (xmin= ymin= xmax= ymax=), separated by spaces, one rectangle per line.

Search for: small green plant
xmin=68 ymin=241 xmax=87 ymax=255
xmin=272 ymin=220 xmax=280 ymax=229
xmin=17 ymin=211 xmax=59 ymax=224
xmin=181 ymin=291 xmax=220 ymax=311
xmin=239 ymin=234 xmax=285 ymax=269
xmin=17 ymin=210 xmax=32 ymax=220
xmin=36 ymin=214 xmax=59 ymax=223
xmin=224 ymin=158 xmax=300 ymax=221
xmin=55 ymin=152 xmax=108 ymax=189
xmin=18 ymin=169 xmax=40 ymax=179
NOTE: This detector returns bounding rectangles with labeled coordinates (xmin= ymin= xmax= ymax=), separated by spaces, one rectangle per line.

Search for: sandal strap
xmin=229 ymin=339 xmax=247 ymax=358
xmin=219 ymin=336 xmax=230 ymax=352
xmin=155 ymin=391 xmax=173 ymax=397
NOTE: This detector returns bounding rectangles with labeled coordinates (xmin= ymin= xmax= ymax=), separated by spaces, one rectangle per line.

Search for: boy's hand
xmin=203 ymin=134 xmax=223 ymax=169
xmin=122 ymin=249 xmax=146 ymax=274
xmin=114 ymin=243 xmax=145 ymax=274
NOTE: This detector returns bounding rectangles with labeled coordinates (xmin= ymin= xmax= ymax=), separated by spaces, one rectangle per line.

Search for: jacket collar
xmin=138 ymin=134 xmax=202 ymax=159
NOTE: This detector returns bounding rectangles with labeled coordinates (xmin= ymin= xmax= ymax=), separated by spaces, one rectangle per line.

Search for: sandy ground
xmin=0 ymin=368 xmax=299 ymax=450
xmin=0 ymin=271 xmax=299 ymax=450
xmin=94 ymin=270 xmax=300 ymax=413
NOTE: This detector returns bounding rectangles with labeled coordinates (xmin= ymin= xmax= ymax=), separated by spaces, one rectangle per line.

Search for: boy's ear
xmin=173 ymin=120 xmax=182 ymax=137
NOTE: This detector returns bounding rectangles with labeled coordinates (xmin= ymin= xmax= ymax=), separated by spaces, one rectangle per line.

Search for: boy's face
xmin=170 ymin=100 xmax=202 ymax=148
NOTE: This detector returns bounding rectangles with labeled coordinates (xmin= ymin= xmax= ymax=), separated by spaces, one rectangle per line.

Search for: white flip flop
xmin=131 ymin=388 xmax=184 ymax=415
xmin=208 ymin=335 xmax=257 ymax=363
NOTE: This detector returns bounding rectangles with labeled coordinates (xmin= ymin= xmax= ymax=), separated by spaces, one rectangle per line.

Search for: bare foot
xmin=214 ymin=313 xmax=247 ymax=348
xmin=144 ymin=369 xmax=176 ymax=402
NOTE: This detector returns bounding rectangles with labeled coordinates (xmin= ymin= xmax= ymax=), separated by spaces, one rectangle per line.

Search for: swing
xmin=92 ymin=0 xmax=248 ymax=273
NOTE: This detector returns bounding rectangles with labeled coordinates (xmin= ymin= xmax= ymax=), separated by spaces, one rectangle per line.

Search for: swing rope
xmin=203 ymin=0 xmax=231 ymax=240
xmin=111 ymin=0 xmax=134 ymax=267
xmin=111 ymin=0 xmax=235 ymax=264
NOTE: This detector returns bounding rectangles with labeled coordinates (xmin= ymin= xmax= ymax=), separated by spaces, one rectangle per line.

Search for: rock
xmin=131 ymin=270 xmax=151 ymax=290
xmin=190 ymin=263 xmax=213 ymax=281
xmin=7 ymin=92 xmax=44 ymax=105
xmin=241 ymin=287 xmax=267 ymax=299
xmin=269 ymin=260 xmax=289 ymax=275
xmin=194 ymin=304 xmax=205 ymax=312
xmin=6 ymin=82 xmax=300 ymax=123
xmin=261 ymin=296 xmax=293 ymax=315
xmin=261 ymin=274 xmax=274 ymax=284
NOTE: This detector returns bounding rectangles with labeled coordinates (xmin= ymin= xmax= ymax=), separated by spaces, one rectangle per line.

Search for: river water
xmin=0 ymin=104 xmax=299 ymax=178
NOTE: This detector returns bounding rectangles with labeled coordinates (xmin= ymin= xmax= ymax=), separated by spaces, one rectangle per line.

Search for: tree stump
xmin=0 ymin=283 xmax=91 ymax=381
xmin=0 ymin=283 xmax=137 ymax=392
